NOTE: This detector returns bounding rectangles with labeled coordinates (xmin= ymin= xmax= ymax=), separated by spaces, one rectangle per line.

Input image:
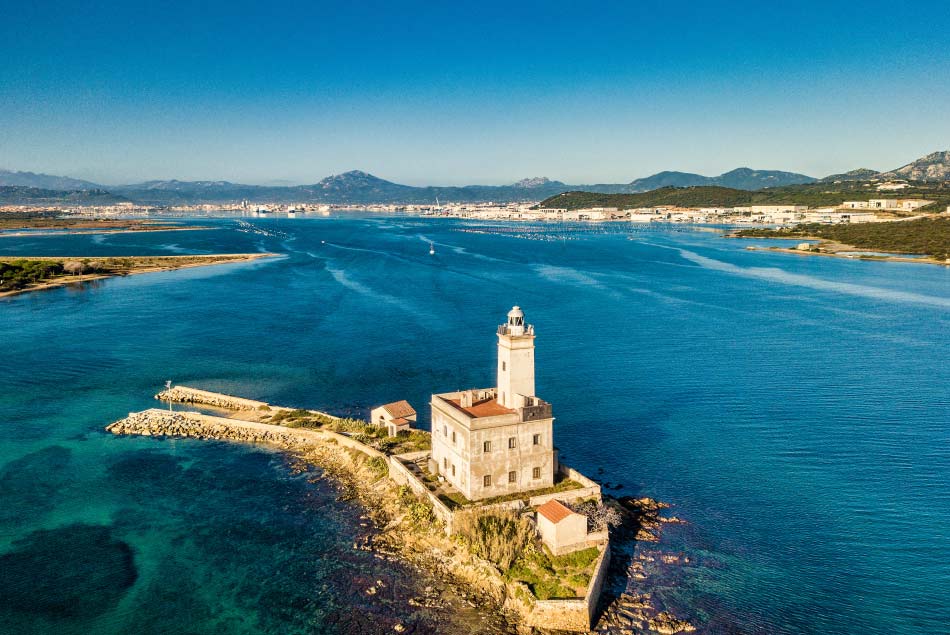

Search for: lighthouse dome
xmin=503 ymin=305 xmax=528 ymax=335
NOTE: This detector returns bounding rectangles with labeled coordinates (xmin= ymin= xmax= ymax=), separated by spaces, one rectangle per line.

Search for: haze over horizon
xmin=2 ymin=1 xmax=949 ymax=186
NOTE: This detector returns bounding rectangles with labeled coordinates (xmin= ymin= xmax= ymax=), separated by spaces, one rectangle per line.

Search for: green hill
xmin=538 ymin=187 xmax=754 ymax=210
xmin=539 ymin=181 xmax=950 ymax=211
xmin=735 ymin=217 xmax=950 ymax=260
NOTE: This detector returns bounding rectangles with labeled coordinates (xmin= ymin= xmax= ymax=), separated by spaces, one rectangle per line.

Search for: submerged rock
xmin=0 ymin=523 xmax=137 ymax=619
xmin=649 ymin=611 xmax=696 ymax=634
xmin=0 ymin=445 xmax=72 ymax=525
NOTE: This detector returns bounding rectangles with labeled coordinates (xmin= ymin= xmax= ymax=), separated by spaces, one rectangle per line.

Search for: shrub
xmin=329 ymin=418 xmax=372 ymax=434
xmin=569 ymin=500 xmax=622 ymax=532
xmin=366 ymin=456 xmax=389 ymax=480
xmin=397 ymin=485 xmax=436 ymax=527
xmin=376 ymin=437 xmax=399 ymax=453
xmin=453 ymin=509 xmax=534 ymax=571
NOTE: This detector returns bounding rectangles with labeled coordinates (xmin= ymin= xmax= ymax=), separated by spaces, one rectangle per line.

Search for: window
xmin=483 ymin=474 xmax=492 ymax=487
xmin=508 ymin=437 xmax=516 ymax=449
xmin=532 ymin=467 xmax=541 ymax=479
xmin=508 ymin=471 xmax=517 ymax=483
xmin=532 ymin=433 xmax=541 ymax=446
xmin=443 ymin=458 xmax=447 ymax=470
xmin=452 ymin=431 xmax=456 ymax=445
xmin=483 ymin=440 xmax=492 ymax=453
xmin=501 ymin=361 xmax=506 ymax=371
xmin=452 ymin=464 xmax=456 ymax=476
xmin=443 ymin=425 xmax=448 ymax=436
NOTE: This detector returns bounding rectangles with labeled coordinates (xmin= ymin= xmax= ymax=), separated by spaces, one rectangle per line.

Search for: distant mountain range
xmin=2 ymin=151 xmax=948 ymax=205
xmin=818 ymin=168 xmax=879 ymax=183
xmin=0 ymin=169 xmax=101 ymax=191
xmin=625 ymin=167 xmax=815 ymax=191
xmin=879 ymin=151 xmax=950 ymax=181
xmin=0 ymin=186 xmax=129 ymax=205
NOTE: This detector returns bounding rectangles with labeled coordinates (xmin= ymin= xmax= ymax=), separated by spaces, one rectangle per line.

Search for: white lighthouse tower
xmin=496 ymin=306 xmax=536 ymax=409
xmin=429 ymin=305 xmax=555 ymax=501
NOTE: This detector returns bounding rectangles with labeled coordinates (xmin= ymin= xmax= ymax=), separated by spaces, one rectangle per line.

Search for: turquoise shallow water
xmin=1 ymin=216 xmax=948 ymax=634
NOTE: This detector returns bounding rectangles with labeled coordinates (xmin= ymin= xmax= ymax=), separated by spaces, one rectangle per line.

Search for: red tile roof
xmin=389 ymin=417 xmax=411 ymax=426
xmin=381 ymin=400 xmax=416 ymax=419
xmin=537 ymin=499 xmax=575 ymax=524
xmin=445 ymin=396 xmax=515 ymax=418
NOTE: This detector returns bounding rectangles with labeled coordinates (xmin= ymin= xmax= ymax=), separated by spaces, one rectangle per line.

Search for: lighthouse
xmin=429 ymin=305 xmax=555 ymax=501
xmin=496 ymin=306 xmax=536 ymax=409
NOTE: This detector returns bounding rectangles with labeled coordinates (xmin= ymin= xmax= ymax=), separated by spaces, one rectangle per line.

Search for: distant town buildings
xmin=841 ymin=198 xmax=933 ymax=211
xmin=0 ymin=193 xmax=936 ymax=228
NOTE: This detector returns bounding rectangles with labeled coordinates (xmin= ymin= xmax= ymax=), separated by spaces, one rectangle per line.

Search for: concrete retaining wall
xmin=528 ymin=463 xmax=601 ymax=507
xmin=388 ymin=454 xmax=455 ymax=533
xmin=527 ymin=540 xmax=611 ymax=631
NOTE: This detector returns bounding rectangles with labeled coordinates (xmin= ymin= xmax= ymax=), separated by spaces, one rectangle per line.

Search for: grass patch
xmin=262 ymin=408 xmax=431 ymax=455
xmin=437 ymin=492 xmax=470 ymax=510
xmin=397 ymin=485 xmax=438 ymax=529
xmin=475 ymin=479 xmax=584 ymax=506
xmin=551 ymin=546 xmax=600 ymax=569
xmin=505 ymin=545 xmax=602 ymax=600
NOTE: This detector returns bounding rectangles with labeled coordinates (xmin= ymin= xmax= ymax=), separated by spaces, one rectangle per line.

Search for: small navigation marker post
xmin=165 ymin=380 xmax=173 ymax=411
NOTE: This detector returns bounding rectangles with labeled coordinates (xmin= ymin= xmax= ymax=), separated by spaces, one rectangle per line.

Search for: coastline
xmin=729 ymin=234 xmax=950 ymax=266
xmin=0 ymin=225 xmax=213 ymax=238
xmin=0 ymin=253 xmax=277 ymax=299
xmin=744 ymin=244 xmax=948 ymax=265
xmin=107 ymin=409 xmax=525 ymax=631
xmin=106 ymin=387 xmax=694 ymax=634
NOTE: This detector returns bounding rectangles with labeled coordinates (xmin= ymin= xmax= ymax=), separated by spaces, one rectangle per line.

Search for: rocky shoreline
xmin=107 ymin=410 xmax=521 ymax=632
xmin=107 ymin=408 xmax=695 ymax=634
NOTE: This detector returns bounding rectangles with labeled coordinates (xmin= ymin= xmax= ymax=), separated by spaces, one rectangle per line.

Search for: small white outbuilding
xmin=536 ymin=499 xmax=589 ymax=555
xmin=370 ymin=400 xmax=417 ymax=437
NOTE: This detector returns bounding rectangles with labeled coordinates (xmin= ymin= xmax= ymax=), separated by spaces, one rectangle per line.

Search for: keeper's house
xmin=431 ymin=306 xmax=557 ymax=501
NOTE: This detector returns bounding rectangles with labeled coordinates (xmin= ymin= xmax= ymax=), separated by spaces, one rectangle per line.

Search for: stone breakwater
xmin=155 ymin=386 xmax=272 ymax=412
xmin=109 ymin=410 xmax=305 ymax=445
xmin=107 ymin=410 xmax=364 ymax=457
xmin=107 ymin=409 xmax=371 ymax=456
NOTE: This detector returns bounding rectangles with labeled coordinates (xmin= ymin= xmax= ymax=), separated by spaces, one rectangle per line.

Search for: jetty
xmin=105 ymin=306 xmax=692 ymax=632
xmin=108 ymin=383 xmax=611 ymax=632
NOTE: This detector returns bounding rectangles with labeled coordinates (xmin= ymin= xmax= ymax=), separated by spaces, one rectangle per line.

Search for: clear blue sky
xmin=2 ymin=0 xmax=949 ymax=185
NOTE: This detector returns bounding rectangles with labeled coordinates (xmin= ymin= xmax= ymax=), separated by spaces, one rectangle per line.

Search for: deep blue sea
xmin=1 ymin=215 xmax=948 ymax=634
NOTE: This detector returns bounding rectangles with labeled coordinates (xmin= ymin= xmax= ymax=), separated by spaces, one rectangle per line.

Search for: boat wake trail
xmin=677 ymin=248 xmax=950 ymax=309
xmin=326 ymin=267 xmax=433 ymax=320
